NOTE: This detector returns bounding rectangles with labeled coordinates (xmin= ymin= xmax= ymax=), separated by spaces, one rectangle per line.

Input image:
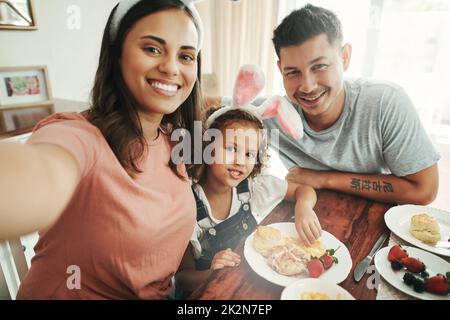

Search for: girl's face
xmin=207 ymin=121 xmax=261 ymax=189
xmin=120 ymin=8 xmax=198 ymax=118
xmin=27 ymin=76 xmax=39 ymax=89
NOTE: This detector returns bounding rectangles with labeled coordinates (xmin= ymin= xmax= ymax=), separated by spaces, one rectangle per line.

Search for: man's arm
xmin=286 ymin=164 xmax=438 ymax=205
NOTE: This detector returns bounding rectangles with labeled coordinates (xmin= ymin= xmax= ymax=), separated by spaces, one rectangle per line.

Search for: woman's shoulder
xmin=33 ymin=112 xmax=102 ymax=137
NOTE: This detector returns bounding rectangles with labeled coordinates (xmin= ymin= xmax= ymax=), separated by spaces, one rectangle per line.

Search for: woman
xmin=0 ymin=0 xmax=203 ymax=299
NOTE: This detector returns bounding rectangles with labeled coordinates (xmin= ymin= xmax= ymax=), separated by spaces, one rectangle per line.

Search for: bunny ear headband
xmin=206 ymin=65 xmax=304 ymax=139
xmin=110 ymin=0 xmax=204 ymax=50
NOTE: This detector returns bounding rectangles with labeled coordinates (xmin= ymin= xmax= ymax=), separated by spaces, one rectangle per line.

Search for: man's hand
xmin=211 ymin=248 xmax=241 ymax=270
xmin=286 ymin=166 xmax=327 ymax=189
xmin=294 ymin=203 xmax=322 ymax=246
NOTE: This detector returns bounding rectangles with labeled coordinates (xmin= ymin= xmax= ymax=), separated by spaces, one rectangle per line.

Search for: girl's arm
xmin=284 ymin=182 xmax=317 ymax=207
xmin=284 ymin=182 xmax=321 ymax=246
xmin=176 ymin=244 xmax=212 ymax=293
xmin=0 ymin=142 xmax=80 ymax=240
xmin=176 ymin=246 xmax=240 ymax=293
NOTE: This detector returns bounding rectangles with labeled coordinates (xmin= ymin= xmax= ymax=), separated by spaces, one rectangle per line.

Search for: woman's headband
xmin=109 ymin=0 xmax=204 ymax=51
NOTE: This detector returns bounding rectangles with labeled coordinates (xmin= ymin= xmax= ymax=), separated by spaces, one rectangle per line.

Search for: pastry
xmin=252 ymin=226 xmax=284 ymax=257
xmin=410 ymin=213 xmax=441 ymax=244
xmin=267 ymin=243 xmax=311 ymax=276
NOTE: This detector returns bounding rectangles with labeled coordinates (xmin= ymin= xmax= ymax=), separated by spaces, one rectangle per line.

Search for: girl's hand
xmin=211 ymin=248 xmax=241 ymax=270
xmin=295 ymin=204 xmax=322 ymax=247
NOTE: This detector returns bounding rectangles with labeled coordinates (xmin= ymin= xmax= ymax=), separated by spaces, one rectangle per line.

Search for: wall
xmin=0 ymin=0 xmax=118 ymax=103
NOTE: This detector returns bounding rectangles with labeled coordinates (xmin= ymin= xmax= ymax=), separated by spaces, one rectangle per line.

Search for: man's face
xmin=278 ymin=34 xmax=351 ymax=122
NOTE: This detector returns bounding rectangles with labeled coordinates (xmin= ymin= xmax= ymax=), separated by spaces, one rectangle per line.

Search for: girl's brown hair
xmin=191 ymin=107 xmax=269 ymax=183
xmin=86 ymin=0 xmax=202 ymax=179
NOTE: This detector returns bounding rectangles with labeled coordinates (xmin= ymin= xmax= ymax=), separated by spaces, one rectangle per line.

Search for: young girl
xmin=0 ymin=0 xmax=203 ymax=299
xmin=176 ymin=65 xmax=322 ymax=293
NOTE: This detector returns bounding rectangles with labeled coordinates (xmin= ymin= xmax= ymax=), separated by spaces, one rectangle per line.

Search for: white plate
xmin=374 ymin=245 xmax=450 ymax=300
xmin=243 ymin=222 xmax=352 ymax=287
xmin=281 ymin=278 xmax=355 ymax=300
xmin=385 ymin=205 xmax=450 ymax=257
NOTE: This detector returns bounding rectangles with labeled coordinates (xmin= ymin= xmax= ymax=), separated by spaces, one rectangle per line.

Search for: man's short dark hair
xmin=272 ymin=4 xmax=343 ymax=58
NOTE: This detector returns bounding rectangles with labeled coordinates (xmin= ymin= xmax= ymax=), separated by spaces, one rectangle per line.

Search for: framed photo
xmin=0 ymin=66 xmax=52 ymax=109
xmin=0 ymin=104 xmax=54 ymax=135
xmin=0 ymin=0 xmax=37 ymax=30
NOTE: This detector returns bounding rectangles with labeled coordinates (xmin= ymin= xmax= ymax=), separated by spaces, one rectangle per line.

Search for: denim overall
xmin=193 ymin=179 xmax=258 ymax=270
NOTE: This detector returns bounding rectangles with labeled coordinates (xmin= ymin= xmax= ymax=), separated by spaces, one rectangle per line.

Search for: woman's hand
xmin=294 ymin=203 xmax=322 ymax=247
xmin=211 ymin=248 xmax=241 ymax=270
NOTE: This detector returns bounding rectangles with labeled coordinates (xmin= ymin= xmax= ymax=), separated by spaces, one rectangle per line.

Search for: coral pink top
xmin=17 ymin=113 xmax=196 ymax=299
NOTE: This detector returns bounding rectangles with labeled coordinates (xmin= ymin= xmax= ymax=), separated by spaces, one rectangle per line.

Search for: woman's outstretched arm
xmin=0 ymin=143 xmax=80 ymax=240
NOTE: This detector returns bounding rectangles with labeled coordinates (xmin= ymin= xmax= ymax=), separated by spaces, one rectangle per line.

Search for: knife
xmin=353 ymin=233 xmax=389 ymax=283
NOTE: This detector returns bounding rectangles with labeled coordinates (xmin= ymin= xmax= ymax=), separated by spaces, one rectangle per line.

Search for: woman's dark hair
xmin=191 ymin=108 xmax=268 ymax=184
xmin=272 ymin=4 xmax=343 ymax=59
xmin=87 ymin=0 xmax=202 ymax=179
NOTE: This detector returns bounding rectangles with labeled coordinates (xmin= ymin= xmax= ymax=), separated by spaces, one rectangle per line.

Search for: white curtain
xmin=197 ymin=0 xmax=279 ymax=97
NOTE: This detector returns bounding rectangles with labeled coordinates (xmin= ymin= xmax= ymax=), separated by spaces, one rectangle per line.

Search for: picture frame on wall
xmin=0 ymin=0 xmax=37 ymax=30
xmin=0 ymin=66 xmax=54 ymax=136
xmin=0 ymin=66 xmax=52 ymax=109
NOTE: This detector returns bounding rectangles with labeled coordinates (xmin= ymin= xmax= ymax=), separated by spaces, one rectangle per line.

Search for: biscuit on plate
xmin=410 ymin=213 xmax=441 ymax=244
xmin=252 ymin=226 xmax=284 ymax=257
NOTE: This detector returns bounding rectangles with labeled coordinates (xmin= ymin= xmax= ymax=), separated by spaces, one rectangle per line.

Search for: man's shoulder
xmin=345 ymin=78 xmax=404 ymax=98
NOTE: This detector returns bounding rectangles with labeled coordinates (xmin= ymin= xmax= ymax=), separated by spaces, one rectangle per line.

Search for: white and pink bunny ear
xmin=232 ymin=64 xmax=265 ymax=108
xmin=206 ymin=65 xmax=303 ymax=139
xmin=257 ymin=95 xmax=304 ymax=139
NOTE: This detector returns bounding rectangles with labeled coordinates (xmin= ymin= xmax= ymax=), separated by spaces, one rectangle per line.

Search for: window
xmin=275 ymin=0 xmax=450 ymax=140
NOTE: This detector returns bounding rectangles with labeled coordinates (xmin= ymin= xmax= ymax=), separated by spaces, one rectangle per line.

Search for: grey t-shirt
xmin=224 ymin=78 xmax=440 ymax=177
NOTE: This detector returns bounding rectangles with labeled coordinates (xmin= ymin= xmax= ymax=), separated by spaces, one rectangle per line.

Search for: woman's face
xmin=120 ymin=8 xmax=198 ymax=117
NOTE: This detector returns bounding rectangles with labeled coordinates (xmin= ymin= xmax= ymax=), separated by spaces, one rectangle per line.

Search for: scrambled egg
xmin=285 ymin=237 xmax=326 ymax=258
xmin=300 ymin=292 xmax=341 ymax=300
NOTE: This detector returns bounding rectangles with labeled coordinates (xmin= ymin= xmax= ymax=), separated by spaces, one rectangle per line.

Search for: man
xmin=210 ymin=4 xmax=440 ymax=205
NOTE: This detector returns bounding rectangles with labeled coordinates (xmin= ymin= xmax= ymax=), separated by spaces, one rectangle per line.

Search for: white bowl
xmin=281 ymin=278 xmax=355 ymax=300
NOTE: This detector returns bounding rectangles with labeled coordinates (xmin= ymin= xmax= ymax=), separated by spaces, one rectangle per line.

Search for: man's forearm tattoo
xmin=350 ymin=178 xmax=394 ymax=193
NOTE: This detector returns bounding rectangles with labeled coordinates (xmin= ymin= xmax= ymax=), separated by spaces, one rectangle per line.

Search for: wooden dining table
xmin=188 ymin=189 xmax=393 ymax=300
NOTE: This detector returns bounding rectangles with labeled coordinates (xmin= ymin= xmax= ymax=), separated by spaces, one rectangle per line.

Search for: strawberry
xmin=321 ymin=254 xmax=334 ymax=270
xmin=387 ymin=245 xmax=408 ymax=262
xmin=308 ymin=259 xmax=324 ymax=278
xmin=424 ymin=274 xmax=450 ymax=295
xmin=400 ymin=257 xmax=426 ymax=273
